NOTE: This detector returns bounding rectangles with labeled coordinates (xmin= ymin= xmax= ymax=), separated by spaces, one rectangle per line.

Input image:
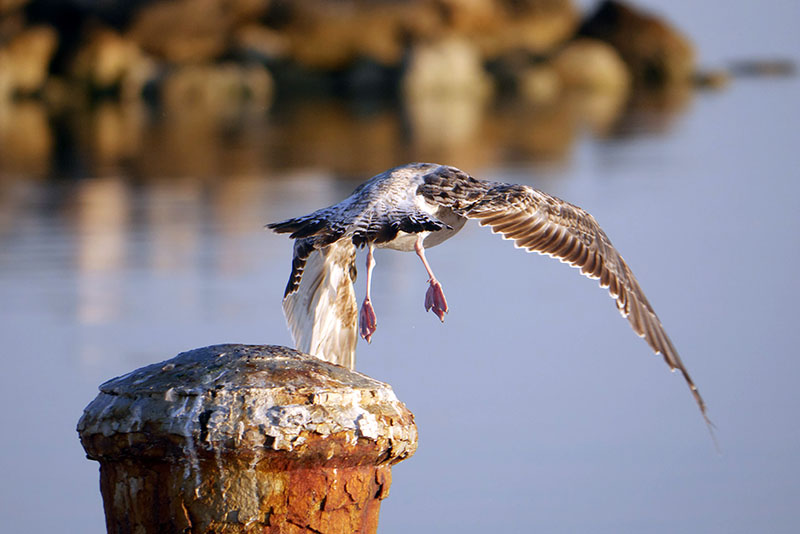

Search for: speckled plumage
xmin=268 ymin=162 xmax=711 ymax=429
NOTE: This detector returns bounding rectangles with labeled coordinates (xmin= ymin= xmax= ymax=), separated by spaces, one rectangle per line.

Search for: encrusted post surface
xmin=77 ymin=344 xmax=417 ymax=534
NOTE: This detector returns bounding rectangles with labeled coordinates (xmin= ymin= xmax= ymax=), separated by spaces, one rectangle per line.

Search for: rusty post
xmin=77 ymin=344 xmax=417 ymax=534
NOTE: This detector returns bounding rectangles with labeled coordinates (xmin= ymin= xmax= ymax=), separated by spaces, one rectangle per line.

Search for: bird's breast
xmin=378 ymin=231 xmax=423 ymax=251
xmin=421 ymin=212 xmax=466 ymax=248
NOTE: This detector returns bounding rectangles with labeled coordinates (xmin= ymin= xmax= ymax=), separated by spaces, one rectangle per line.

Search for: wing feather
xmin=419 ymin=175 xmax=710 ymax=426
xmin=281 ymin=239 xmax=358 ymax=369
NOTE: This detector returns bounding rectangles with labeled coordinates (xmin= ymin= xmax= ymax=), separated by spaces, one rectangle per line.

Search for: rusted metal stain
xmin=78 ymin=345 xmax=416 ymax=534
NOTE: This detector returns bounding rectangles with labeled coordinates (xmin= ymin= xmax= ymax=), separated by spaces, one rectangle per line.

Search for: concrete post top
xmin=78 ymin=344 xmax=417 ymax=466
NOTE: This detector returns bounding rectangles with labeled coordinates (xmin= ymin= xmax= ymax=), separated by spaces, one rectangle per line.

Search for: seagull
xmin=268 ymin=162 xmax=711 ymax=428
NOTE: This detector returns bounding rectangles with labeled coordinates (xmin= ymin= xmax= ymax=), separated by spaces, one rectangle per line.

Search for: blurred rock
xmin=518 ymin=64 xmax=562 ymax=104
xmin=434 ymin=0 xmax=579 ymax=57
xmin=279 ymin=5 xmax=358 ymax=70
xmin=233 ymin=23 xmax=290 ymax=62
xmin=128 ymin=0 xmax=236 ymax=63
xmin=579 ymin=0 xmax=695 ymax=85
xmin=280 ymin=1 xmax=436 ymax=70
xmin=0 ymin=25 xmax=57 ymax=99
xmin=472 ymin=0 xmax=580 ymax=58
xmin=0 ymin=0 xmax=706 ymax=105
xmin=224 ymin=0 xmax=272 ymax=22
xmin=693 ymin=69 xmax=730 ymax=90
xmin=69 ymin=25 xmax=156 ymax=100
xmin=402 ymin=36 xmax=492 ymax=165
xmin=0 ymin=0 xmax=29 ymax=15
xmin=402 ymin=37 xmax=493 ymax=99
xmin=350 ymin=3 xmax=426 ymax=66
xmin=0 ymin=9 xmax=25 ymax=41
xmin=551 ymin=38 xmax=630 ymax=92
xmin=276 ymin=0 xmax=577 ymax=71
xmin=435 ymin=0 xmax=498 ymax=33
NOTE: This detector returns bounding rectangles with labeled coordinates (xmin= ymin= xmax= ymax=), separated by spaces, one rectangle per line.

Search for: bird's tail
xmin=282 ymin=240 xmax=358 ymax=369
xmin=266 ymin=211 xmax=331 ymax=240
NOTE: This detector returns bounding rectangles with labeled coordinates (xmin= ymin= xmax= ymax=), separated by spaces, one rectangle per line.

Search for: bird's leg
xmin=415 ymin=235 xmax=448 ymax=322
xmin=359 ymin=244 xmax=378 ymax=342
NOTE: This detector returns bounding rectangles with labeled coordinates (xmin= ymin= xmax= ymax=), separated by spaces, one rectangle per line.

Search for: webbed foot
xmin=360 ymin=298 xmax=378 ymax=342
xmin=424 ymin=279 xmax=449 ymax=322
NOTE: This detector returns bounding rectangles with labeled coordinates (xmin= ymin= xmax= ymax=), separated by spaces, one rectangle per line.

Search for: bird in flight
xmin=268 ymin=162 xmax=711 ymax=428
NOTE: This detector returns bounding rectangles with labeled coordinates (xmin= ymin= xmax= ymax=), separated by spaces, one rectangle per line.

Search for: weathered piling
xmin=77 ymin=344 xmax=417 ymax=534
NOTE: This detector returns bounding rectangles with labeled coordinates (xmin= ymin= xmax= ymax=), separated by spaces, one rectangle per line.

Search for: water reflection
xmin=79 ymin=102 xmax=147 ymax=174
xmin=0 ymin=74 xmax=799 ymax=534
xmin=0 ymin=100 xmax=53 ymax=178
xmin=144 ymin=180 xmax=203 ymax=272
xmin=74 ymin=177 xmax=129 ymax=324
xmin=0 ymin=86 xmax=700 ymax=338
xmin=0 ymin=83 xmax=697 ymax=184
xmin=616 ymin=83 xmax=693 ymax=134
xmin=0 ymin=85 xmax=701 ymax=365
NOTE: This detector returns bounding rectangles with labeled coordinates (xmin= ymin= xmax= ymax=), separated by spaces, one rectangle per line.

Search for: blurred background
xmin=1 ymin=0 xmax=799 ymax=532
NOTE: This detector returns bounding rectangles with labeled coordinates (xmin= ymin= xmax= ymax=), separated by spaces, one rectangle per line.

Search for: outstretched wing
xmin=419 ymin=170 xmax=710 ymax=426
xmin=281 ymin=238 xmax=358 ymax=369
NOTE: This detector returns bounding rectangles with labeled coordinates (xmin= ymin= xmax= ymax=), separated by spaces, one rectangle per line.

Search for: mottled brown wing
xmin=422 ymin=177 xmax=709 ymax=425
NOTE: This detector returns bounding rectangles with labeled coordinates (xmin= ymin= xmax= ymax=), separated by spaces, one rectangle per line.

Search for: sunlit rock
xmin=127 ymin=0 xmax=234 ymax=63
xmin=518 ymin=64 xmax=562 ymax=105
xmin=469 ymin=0 xmax=580 ymax=58
xmin=579 ymin=0 xmax=695 ymax=85
xmin=0 ymin=25 xmax=57 ymax=100
xmin=402 ymin=37 xmax=493 ymax=99
xmin=0 ymin=8 xmax=25 ymax=42
xmin=693 ymin=68 xmax=731 ymax=90
xmin=552 ymin=38 xmax=630 ymax=93
xmin=69 ymin=25 xmax=156 ymax=101
xmin=0 ymin=0 xmax=29 ymax=15
xmin=281 ymin=0 xmax=434 ymax=70
xmin=233 ymin=23 xmax=291 ymax=63
xmin=401 ymin=37 xmax=493 ymax=166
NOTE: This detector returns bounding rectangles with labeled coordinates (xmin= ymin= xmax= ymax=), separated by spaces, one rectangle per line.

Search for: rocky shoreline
xmin=1 ymin=0 xmax=703 ymax=108
xmin=1 ymin=0 xmax=793 ymax=180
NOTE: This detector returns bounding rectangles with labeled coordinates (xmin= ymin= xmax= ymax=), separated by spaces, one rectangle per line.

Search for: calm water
xmin=2 ymin=7 xmax=800 ymax=533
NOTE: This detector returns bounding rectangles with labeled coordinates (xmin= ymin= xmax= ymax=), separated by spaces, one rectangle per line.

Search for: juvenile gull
xmin=268 ymin=162 xmax=711 ymax=427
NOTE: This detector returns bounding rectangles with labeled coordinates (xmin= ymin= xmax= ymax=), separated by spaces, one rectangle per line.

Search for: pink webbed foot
xmin=359 ymin=298 xmax=378 ymax=343
xmin=424 ymin=279 xmax=449 ymax=322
